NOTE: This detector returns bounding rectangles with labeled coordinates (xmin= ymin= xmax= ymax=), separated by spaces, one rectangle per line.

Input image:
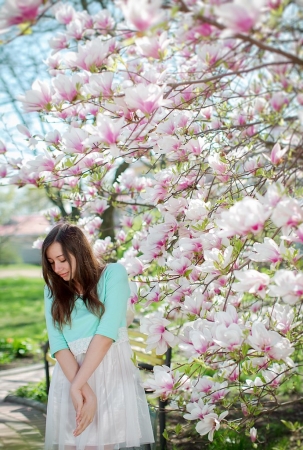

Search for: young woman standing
xmin=42 ymin=223 xmax=154 ymax=450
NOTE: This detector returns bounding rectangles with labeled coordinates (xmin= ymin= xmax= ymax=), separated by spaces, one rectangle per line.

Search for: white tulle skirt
xmin=44 ymin=329 xmax=154 ymax=450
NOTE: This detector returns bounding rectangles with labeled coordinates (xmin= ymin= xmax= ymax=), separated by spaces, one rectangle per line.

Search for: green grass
xmin=0 ymin=263 xmax=41 ymax=270
xmin=0 ymin=277 xmax=46 ymax=339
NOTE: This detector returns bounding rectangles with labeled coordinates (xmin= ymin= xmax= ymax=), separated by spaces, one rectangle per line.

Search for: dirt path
xmin=0 ymin=269 xmax=42 ymax=279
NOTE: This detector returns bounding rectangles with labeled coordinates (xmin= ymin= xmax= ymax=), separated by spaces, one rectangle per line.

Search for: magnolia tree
xmin=1 ymin=0 xmax=303 ymax=444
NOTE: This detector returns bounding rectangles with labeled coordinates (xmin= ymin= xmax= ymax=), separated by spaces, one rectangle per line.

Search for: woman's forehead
xmin=46 ymin=242 xmax=64 ymax=259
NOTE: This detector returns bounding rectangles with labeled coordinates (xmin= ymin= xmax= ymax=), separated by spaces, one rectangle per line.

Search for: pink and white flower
xmin=62 ymin=127 xmax=89 ymax=154
xmin=143 ymin=365 xmax=178 ymax=399
xmin=196 ymin=411 xmax=228 ymax=441
xmin=218 ymin=197 xmax=270 ymax=237
xmin=90 ymin=198 xmax=109 ymax=215
xmin=19 ymin=80 xmax=53 ymax=113
xmin=232 ymin=269 xmax=270 ymax=299
xmin=268 ymin=270 xmax=303 ymax=305
xmin=271 ymin=198 xmax=303 ymax=229
xmin=250 ymin=427 xmax=257 ymax=443
xmin=140 ymin=315 xmax=179 ymax=355
xmin=121 ymin=0 xmax=164 ymax=31
xmin=248 ymin=322 xmax=294 ymax=362
xmin=248 ymin=238 xmax=282 ymax=264
xmin=184 ymin=399 xmax=215 ymax=421
xmin=0 ymin=0 xmax=42 ymax=27
xmin=54 ymin=3 xmax=75 ymax=25
xmin=53 ymin=74 xmax=82 ymax=102
xmin=124 ymin=83 xmax=167 ymax=115
xmin=0 ymin=140 xmax=7 ymax=154
xmin=270 ymin=142 xmax=288 ymax=165
xmin=136 ymin=32 xmax=170 ymax=59
xmin=217 ymin=0 xmax=265 ymax=33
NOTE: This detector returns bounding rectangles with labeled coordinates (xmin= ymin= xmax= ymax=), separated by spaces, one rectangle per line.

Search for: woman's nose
xmin=54 ymin=261 xmax=62 ymax=273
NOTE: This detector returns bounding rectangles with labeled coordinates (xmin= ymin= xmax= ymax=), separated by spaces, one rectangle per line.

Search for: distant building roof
xmin=0 ymin=214 xmax=49 ymax=237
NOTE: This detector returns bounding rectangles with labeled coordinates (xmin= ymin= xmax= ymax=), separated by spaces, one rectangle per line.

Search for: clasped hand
xmin=70 ymin=383 xmax=97 ymax=437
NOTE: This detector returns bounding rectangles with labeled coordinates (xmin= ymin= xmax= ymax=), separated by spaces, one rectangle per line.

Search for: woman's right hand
xmin=73 ymin=383 xmax=97 ymax=437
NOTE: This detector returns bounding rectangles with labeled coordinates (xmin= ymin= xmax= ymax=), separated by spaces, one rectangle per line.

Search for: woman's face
xmin=46 ymin=241 xmax=76 ymax=281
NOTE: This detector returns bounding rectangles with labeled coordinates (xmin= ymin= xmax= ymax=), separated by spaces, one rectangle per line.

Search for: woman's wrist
xmin=70 ymin=381 xmax=83 ymax=392
xmin=81 ymin=383 xmax=94 ymax=397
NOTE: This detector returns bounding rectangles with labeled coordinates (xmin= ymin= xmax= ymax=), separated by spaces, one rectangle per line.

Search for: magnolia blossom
xmin=83 ymin=72 xmax=114 ymax=97
xmin=213 ymin=323 xmax=243 ymax=351
xmin=0 ymin=0 xmax=42 ymax=28
xmin=32 ymin=237 xmax=43 ymax=250
xmin=49 ymin=33 xmax=68 ymax=53
xmin=258 ymin=182 xmax=284 ymax=208
xmin=196 ymin=411 xmax=228 ymax=441
xmin=90 ymin=199 xmax=109 ymax=215
xmin=185 ymin=199 xmax=209 ymax=222
xmin=182 ymin=293 xmax=210 ymax=316
xmin=167 ymin=255 xmax=193 ymax=276
xmin=184 ymin=399 xmax=215 ymax=421
xmin=248 ymin=237 xmax=282 ymax=264
xmin=0 ymin=165 xmax=7 ymax=178
xmin=84 ymin=217 xmax=102 ymax=235
xmin=95 ymin=115 xmax=124 ymax=146
xmin=53 ymin=74 xmax=82 ymax=102
xmin=121 ymin=0 xmax=164 ymax=31
xmin=94 ymin=10 xmax=115 ymax=31
xmin=73 ymin=38 xmax=110 ymax=71
xmin=136 ymin=32 xmax=170 ymax=59
xmin=217 ymin=0 xmax=264 ymax=33
xmin=54 ymin=3 xmax=75 ymax=25
xmin=180 ymin=320 xmax=212 ymax=357
xmin=268 ymin=270 xmax=303 ymax=304
xmin=62 ymin=127 xmax=89 ymax=154
xmin=248 ymin=322 xmax=294 ymax=362
xmin=140 ymin=316 xmax=179 ymax=355
xmin=270 ymin=92 xmax=288 ymax=111
xmin=270 ymin=142 xmax=288 ymax=165
xmin=19 ymin=80 xmax=53 ymax=113
xmin=208 ymin=154 xmax=230 ymax=182
xmin=25 ymin=152 xmax=60 ymax=173
xmin=93 ymin=237 xmax=112 ymax=258
xmin=0 ymin=140 xmax=7 ymax=154
xmin=143 ymin=365 xmax=178 ymax=398
xmin=200 ymin=246 xmax=233 ymax=276
xmin=271 ymin=198 xmax=303 ymax=229
xmin=218 ymin=197 xmax=270 ymax=237
xmin=122 ymin=256 xmax=144 ymax=277
xmin=250 ymin=427 xmax=257 ymax=443
xmin=16 ymin=124 xmax=31 ymax=138
xmin=262 ymin=363 xmax=286 ymax=387
xmin=232 ymin=269 xmax=270 ymax=298
xmin=124 ymin=83 xmax=166 ymax=115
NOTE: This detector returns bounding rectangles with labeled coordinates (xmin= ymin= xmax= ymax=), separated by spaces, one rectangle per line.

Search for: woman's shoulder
xmin=102 ymin=262 xmax=128 ymax=277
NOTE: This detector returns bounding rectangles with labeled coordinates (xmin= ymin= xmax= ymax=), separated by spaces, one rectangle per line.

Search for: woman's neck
xmin=74 ymin=281 xmax=83 ymax=295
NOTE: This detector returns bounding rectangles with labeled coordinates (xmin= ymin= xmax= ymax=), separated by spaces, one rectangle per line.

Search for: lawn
xmin=0 ymin=276 xmax=46 ymax=339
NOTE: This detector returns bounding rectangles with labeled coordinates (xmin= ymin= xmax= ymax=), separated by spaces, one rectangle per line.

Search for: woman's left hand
xmin=70 ymin=385 xmax=84 ymax=425
xmin=71 ymin=383 xmax=97 ymax=437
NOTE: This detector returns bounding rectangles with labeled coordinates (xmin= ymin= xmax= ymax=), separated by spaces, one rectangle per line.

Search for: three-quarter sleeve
xmin=95 ymin=263 xmax=130 ymax=341
xmin=44 ymin=285 xmax=69 ymax=358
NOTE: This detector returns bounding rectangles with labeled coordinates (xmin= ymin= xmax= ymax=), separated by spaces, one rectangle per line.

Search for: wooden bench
xmin=43 ymin=330 xmax=172 ymax=450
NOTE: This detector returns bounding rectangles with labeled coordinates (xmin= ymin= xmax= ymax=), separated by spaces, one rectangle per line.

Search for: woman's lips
xmin=59 ymin=272 xmax=69 ymax=278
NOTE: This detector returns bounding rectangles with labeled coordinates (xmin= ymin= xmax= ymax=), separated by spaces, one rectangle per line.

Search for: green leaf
xmin=281 ymin=420 xmax=299 ymax=431
xmin=175 ymin=423 xmax=182 ymax=435
xmin=162 ymin=429 xmax=169 ymax=440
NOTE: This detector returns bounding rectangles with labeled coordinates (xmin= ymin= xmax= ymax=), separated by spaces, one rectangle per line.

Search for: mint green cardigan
xmin=44 ymin=263 xmax=130 ymax=358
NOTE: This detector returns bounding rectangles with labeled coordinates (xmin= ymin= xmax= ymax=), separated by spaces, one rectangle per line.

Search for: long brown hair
xmin=42 ymin=223 xmax=105 ymax=328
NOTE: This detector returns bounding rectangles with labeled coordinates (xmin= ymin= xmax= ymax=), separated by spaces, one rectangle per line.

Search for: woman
xmin=42 ymin=223 xmax=154 ymax=450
